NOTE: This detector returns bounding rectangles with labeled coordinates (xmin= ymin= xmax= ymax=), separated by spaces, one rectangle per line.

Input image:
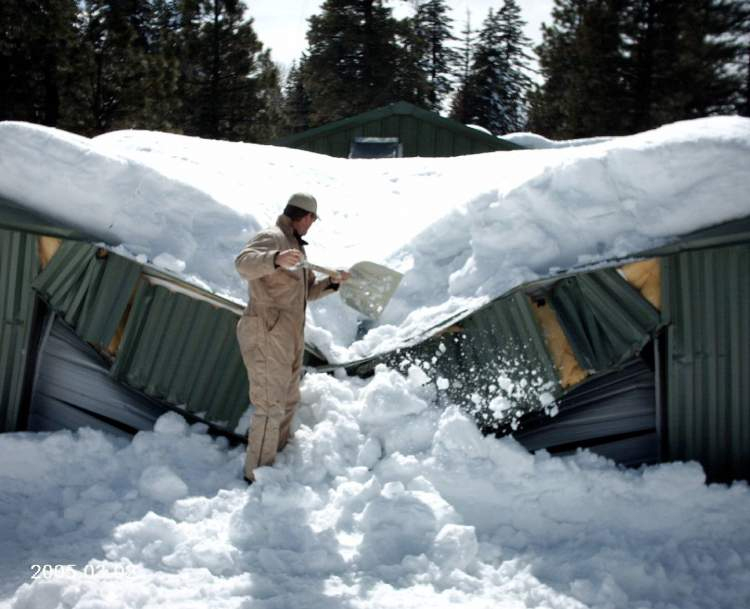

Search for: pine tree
xmin=390 ymin=12 xmax=431 ymax=107
xmin=450 ymin=10 xmax=476 ymax=124
xmin=303 ymin=0 xmax=403 ymax=125
xmin=413 ymin=0 xmax=460 ymax=111
xmin=0 ymin=0 xmax=79 ymax=126
xmin=282 ymin=58 xmax=313 ymax=134
xmin=529 ymin=0 xmax=628 ymax=138
xmin=178 ymin=0 xmax=282 ymax=141
xmin=453 ymin=1 xmax=534 ymax=134
xmin=531 ymin=0 xmax=748 ymax=139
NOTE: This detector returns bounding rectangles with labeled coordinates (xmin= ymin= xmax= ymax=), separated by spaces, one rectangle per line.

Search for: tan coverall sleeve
xmin=308 ymin=275 xmax=338 ymax=301
xmin=235 ymin=231 xmax=280 ymax=281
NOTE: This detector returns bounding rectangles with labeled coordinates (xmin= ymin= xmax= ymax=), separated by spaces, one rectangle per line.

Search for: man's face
xmin=296 ymin=212 xmax=317 ymax=236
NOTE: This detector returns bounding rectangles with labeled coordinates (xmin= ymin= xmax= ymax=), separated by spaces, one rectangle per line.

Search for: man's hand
xmin=276 ymin=249 xmax=303 ymax=269
xmin=331 ymin=270 xmax=352 ymax=284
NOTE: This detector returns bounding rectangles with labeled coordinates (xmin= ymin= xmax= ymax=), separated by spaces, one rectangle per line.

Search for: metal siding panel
xmin=362 ymin=121 xmax=382 ymax=137
xmin=453 ymin=136 xmax=472 ymax=156
xmin=28 ymin=317 xmax=166 ymax=436
xmin=78 ymin=254 xmax=141 ymax=346
xmin=551 ymin=268 xmax=660 ymax=372
xmin=110 ymin=280 xmax=153 ymax=380
xmin=383 ymin=115 xmax=400 ymax=136
xmin=665 ymin=245 xmax=750 ymax=481
xmin=417 ymin=122 xmax=436 ymax=157
xmin=329 ymin=131 xmax=351 ymax=158
xmin=0 ymin=229 xmax=39 ymax=431
xmin=400 ymin=116 xmax=419 ymax=157
xmin=392 ymin=292 xmax=560 ymax=432
xmin=111 ymin=282 xmax=249 ymax=432
xmin=435 ymin=128 xmax=454 ymax=157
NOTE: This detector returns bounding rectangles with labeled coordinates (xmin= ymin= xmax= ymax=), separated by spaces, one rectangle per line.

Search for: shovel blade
xmin=339 ymin=261 xmax=403 ymax=320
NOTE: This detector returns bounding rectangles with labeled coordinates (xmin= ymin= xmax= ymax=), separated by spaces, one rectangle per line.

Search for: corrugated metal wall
xmin=0 ymin=229 xmax=39 ymax=431
xmin=276 ymin=103 xmax=520 ymax=158
xmin=32 ymin=241 xmax=141 ymax=349
xmin=297 ymin=114 xmax=505 ymax=158
xmin=664 ymin=245 xmax=750 ymax=481
xmin=111 ymin=281 xmax=249 ymax=432
xmin=28 ymin=240 xmax=252 ymax=434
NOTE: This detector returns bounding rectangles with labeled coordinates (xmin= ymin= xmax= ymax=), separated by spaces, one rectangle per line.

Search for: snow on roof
xmin=502 ymin=131 xmax=616 ymax=148
xmin=1 ymin=116 xmax=749 ymax=363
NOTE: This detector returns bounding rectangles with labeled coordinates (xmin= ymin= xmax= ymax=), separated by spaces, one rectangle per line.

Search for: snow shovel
xmin=302 ymin=260 xmax=403 ymax=320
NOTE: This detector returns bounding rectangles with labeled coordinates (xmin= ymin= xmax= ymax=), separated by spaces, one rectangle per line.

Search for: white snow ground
xmin=1 ymin=117 xmax=749 ymax=362
xmin=2 ymin=368 xmax=750 ymax=608
xmin=1 ymin=118 xmax=750 ymax=608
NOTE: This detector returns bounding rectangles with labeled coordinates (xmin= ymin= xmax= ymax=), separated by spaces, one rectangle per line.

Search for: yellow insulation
xmin=37 ymin=236 xmax=63 ymax=269
xmin=619 ymin=258 xmax=661 ymax=311
xmin=530 ymin=297 xmax=589 ymax=389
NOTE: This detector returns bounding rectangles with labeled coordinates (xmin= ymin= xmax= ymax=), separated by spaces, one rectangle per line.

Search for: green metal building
xmin=273 ymin=101 xmax=523 ymax=158
xmin=1 ymin=190 xmax=748 ymax=482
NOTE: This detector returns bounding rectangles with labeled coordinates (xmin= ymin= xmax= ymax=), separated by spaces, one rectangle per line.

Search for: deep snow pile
xmin=1 ymin=117 xmax=749 ymax=362
xmin=502 ymin=132 xmax=615 ymax=149
xmin=2 ymin=368 xmax=750 ymax=609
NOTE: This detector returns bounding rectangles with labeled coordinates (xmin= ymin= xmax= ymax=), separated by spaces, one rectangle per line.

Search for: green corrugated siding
xmin=550 ymin=268 xmax=662 ymax=372
xmin=111 ymin=282 xmax=249 ymax=431
xmin=664 ymin=245 xmax=750 ymax=481
xmin=275 ymin=102 xmax=522 ymax=158
xmin=0 ymin=229 xmax=39 ymax=431
xmin=32 ymin=241 xmax=140 ymax=348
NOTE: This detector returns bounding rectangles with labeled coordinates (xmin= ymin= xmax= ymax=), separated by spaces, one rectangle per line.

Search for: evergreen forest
xmin=2 ymin=0 xmax=748 ymax=142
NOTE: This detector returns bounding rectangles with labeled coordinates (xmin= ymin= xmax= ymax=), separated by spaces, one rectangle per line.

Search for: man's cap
xmin=287 ymin=192 xmax=320 ymax=219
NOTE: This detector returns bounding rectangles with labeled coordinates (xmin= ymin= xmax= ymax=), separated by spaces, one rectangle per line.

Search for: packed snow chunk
xmin=152 ymin=251 xmax=186 ymax=273
xmin=357 ymin=481 xmax=440 ymax=569
xmin=432 ymin=524 xmax=479 ymax=572
xmin=356 ymin=437 xmax=383 ymax=469
xmin=138 ymin=465 xmax=189 ymax=503
xmin=152 ymin=411 xmax=190 ymax=436
xmin=106 ymin=511 xmax=182 ymax=565
xmin=359 ymin=364 xmax=430 ymax=424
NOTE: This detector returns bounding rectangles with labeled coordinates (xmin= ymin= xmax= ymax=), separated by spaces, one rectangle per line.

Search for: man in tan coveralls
xmin=235 ymin=193 xmax=349 ymax=482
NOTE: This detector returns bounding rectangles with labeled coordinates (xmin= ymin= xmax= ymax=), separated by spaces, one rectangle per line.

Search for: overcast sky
xmin=249 ymin=0 xmax=555 ymax=72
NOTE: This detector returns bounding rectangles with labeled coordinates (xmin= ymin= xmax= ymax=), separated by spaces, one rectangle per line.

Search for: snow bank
xmin=3 ymin=368 xmax=749 ymax=608
xmin=1 ymin=117 xmax=749 ymax=363
xmin=503 ymin=131 xmax=616 ymax=148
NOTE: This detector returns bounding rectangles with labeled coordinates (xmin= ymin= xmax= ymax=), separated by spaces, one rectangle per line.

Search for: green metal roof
xmin=0 ymin=195 xmax=106 ymax=241
xmin=663 ymin=243 xmax=750 ymax=482
xmin=274 ymin=101 xmax=524 ymax=158
xmin=0 ymin=229 xmax=39 ymax=432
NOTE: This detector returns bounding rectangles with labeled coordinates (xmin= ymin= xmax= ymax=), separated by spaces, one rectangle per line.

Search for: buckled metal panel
xmin=514 ymin=358 xmax=658 ymax=467
xmin=31 ymin=241 xmax=140 ymax=348
xmin=664 ymin=244 xmax=750 ymax=482
xmin=350 ymin=291 xmax=562 ymax=430
xmin=111 ymin=281 xmax=249 ymax=432
xmin=0 ymin=229 xmax=39 ymax=431
xmin=550 ymin=268 xmax=662 ymax=371
xmin=27 ymin=316 xmax=166 ymax=437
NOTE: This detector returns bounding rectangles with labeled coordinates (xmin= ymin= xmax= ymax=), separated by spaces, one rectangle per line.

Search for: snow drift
xmin=2 ymin=367 xmax=749 ymax=608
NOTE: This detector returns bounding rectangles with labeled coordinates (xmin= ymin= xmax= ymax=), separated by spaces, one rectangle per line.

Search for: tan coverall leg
xmin=237 ymin=306 xmax=304 ymax=481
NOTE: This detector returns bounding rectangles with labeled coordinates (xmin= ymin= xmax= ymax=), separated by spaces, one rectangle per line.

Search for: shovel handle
xmin=302 ymin=261 xmax=342 ymax=280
